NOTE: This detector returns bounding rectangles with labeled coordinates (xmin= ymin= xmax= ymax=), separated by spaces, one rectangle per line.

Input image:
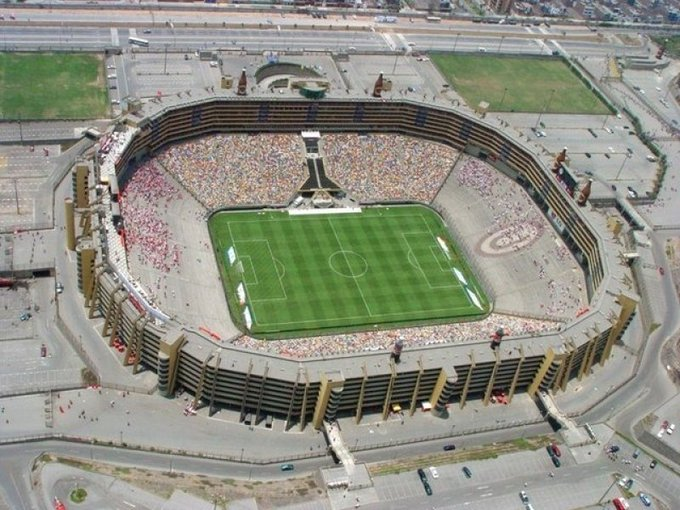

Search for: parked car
xmin=546 ymin=445 xmax=555 ymax=457
xmin=632 ymin=449 xmax=640 ymax=459
xmin=639 ymin=493 xmax=652 ymax=507
xmin=551 ymin=455 xmax=561 ymax=468
xmin=624 ymin=478 xmax=634 ymax=490
xmin=519 ymin=490 xmax=529 ymax=503
xmin=56 ymin=282 xmax=64 ymax=294
xmin=551 ymin=442 xmax=561 ymax=457
xmin=462 ymin=466 xmax=472 ymax=478
xmin=19 ymin=312 xmax=31 ymax=321
xmin=667 ymin=423 xmax=675 ymax=435
xmin=429 ymin=466 xmax=439 ymax=479
xmin=422 ymin=481 xmax=433 ymax=496
xmin=649 ymin=459 xmax=657 ymax=469
xmin=280 ymin=463 xmax=294 ymax=471
xmin=443 ymin=444 xmax=456 ymax=451
xmin=417 ymin=468 xmax=427 ymax=482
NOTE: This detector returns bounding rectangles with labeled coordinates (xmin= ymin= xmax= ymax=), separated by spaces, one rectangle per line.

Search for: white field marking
xmin=327 ymin=217 xmax=373 ymax=317
xmin=402 ymin=233 xmax=460 ymax=290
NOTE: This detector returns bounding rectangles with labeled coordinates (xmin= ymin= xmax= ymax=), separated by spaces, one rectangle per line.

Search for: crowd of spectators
xmin=154 ymin=134 xmax=306 ymax=210
xmin=116 ymin=133 xmax=584 ymax=357
xmin=230 ymin=313 xmax=561 ymax=359
xmin=454 ymin=156 xmax=585 ymax=319
xmin=322 ymin=134 xmax=458 ymax=202
xmin=457 ymin=158 xmax=546 ymax=239
xmin=120 ymin=160 xmax=183 ymax=273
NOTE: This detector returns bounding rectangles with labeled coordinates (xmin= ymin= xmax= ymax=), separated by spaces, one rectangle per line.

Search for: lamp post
xmin=535 ymin=88 xmax=556 ymax=129
xmin=163 ymin=43 xmax=169 ymax=75
xmin=169 ymin=20 xmax=176 ymax=48
xmin=597 ymin=476 xmax=619 ymax=506
xmin=497 ymin=35 xmax=505 ymax=53
xmin=615 ymin=153 xmax=630 ymax=181
xmin=499 ymin=87 xmax=508 ymax=111
xmin=14 ymin=179 xmax=20 ymax=215
xmin=453 ymin=33 xmax=460 ymax=52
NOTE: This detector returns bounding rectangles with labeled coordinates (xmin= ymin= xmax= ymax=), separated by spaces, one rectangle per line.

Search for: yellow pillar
xmin=64 ymin=198 xmax=76 ymax=251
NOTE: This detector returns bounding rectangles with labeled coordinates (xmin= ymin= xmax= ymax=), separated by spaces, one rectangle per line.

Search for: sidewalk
xmin=0 ymin=388 xmax=324 ymax=464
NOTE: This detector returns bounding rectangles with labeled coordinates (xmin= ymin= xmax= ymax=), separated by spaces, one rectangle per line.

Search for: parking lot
xmin=350 ymin=434 xmax=673 ymax=510
xmin=0 ymin=279 xmax=84 ymax=397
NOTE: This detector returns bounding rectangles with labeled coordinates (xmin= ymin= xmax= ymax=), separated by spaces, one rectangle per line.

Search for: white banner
xmin=237 ymin=283 xmax=246 ymax=305
xmin=437 ymin=236 xmax=451 ymax=260
xmin=227 ymin=246 xmax=236 ymax=265
xmin=243 ymin=306 xmax=253 ymax=330
xmin=453 ymin=267 xmax=467 ymax=286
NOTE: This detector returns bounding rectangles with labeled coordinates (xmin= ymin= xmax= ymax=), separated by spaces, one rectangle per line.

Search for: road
xmin=3 ymin=430 xmax=678 ymax=510
xmin=0 ymin=440 xmax=338 ymax=510
xmin=1 ymin=5 xmax=679 ymax=510
xmin=0 ymin=10 xmax=640 ymax=59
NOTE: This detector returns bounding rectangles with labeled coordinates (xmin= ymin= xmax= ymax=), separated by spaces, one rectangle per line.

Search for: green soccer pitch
xmin=209 ymin=205 xmax=490 ymax=338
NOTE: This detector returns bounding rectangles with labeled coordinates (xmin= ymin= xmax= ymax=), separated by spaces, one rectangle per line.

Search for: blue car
xmin=639 ymin=493 xmax=651 ymax=507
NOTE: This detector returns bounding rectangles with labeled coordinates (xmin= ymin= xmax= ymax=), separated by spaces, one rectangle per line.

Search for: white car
xmin=668 ymin=423 xmax=676 ymax=435
xmin=429 ymin=466 xmax=439 ymax=479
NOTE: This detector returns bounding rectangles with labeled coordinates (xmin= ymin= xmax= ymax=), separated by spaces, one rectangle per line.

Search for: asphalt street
xmin=1 ymin=5 xmax=680 ymax=510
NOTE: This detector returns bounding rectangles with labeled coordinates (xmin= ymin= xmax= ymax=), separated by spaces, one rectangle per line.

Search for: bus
xmin=128 ymin=36 xmax=149 ymax=47
xmin=426 ymin=16 xmax=442 ymax=23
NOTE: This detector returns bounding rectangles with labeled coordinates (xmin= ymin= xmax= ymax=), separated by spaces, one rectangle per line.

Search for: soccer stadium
xmin=69 ymin=97 xmax=637 ymax=430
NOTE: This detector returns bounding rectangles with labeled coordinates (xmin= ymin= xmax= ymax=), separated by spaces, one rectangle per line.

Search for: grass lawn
xmin=0 ymin=53 xmax=108 ymax=120
xmin=209 ymin=205 xmax=489 ymax=338
xmin=651 ymin=35 xmax=680 ymax=59
xmin=431 ymin=54 xmax=609 ymax=114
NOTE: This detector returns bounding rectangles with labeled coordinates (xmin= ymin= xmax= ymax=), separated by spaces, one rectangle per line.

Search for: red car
xmin=551 ymin=442 xmax=561 ymax=457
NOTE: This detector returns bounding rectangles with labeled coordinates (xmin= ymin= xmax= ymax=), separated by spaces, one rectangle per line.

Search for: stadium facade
xmin=70 ymin=98 xmax=637 ymax=430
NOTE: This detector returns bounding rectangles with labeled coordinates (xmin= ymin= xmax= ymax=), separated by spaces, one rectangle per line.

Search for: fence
xmin=54 ymin=312 xmax=99 ymax=387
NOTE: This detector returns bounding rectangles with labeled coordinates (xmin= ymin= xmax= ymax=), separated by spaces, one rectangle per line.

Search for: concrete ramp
xmin=324 ymin=422 xmax=373 ymax=490
xmin=538 ymin=390 xmax=589 ymax=446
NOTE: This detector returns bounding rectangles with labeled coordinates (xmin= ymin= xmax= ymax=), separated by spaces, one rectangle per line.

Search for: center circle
xmin=329 ymin=251 xmax=368 ymax=278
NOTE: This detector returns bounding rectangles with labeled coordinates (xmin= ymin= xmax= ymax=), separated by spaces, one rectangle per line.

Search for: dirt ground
xmin=45 ymin=455 xmax=324 ymax=510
